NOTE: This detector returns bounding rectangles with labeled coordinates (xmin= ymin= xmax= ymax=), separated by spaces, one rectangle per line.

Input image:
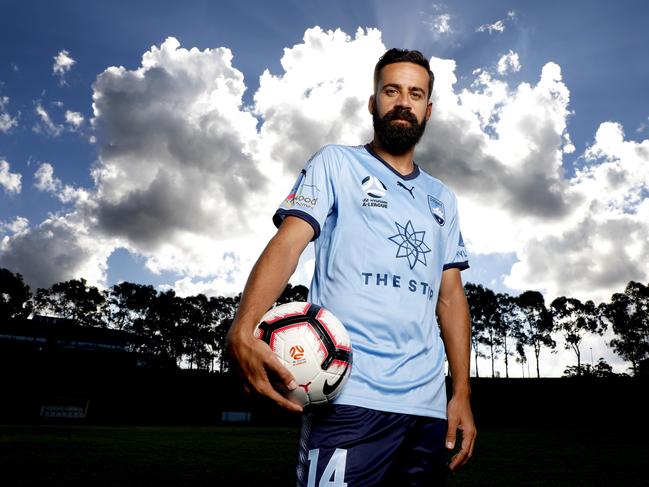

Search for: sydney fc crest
xmin=427 ymin=195 xmax=445 ymax=226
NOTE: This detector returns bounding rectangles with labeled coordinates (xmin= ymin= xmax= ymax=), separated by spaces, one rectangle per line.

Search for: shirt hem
xmin=334 ymin=394 xmax=447 ymax=420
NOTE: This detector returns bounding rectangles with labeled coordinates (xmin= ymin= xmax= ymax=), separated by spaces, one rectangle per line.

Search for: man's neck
xmin=370 ymin=137 xmax=416 ymax=176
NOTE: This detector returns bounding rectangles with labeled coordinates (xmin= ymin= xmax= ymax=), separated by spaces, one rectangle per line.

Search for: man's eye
xmin=385 ymin=88 xmax=397 ymax=95
xmin=411 ymin=92 xmax=423 ymax=100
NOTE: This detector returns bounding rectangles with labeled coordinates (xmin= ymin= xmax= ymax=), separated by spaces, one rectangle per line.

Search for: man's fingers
xmin=267 ymin=354 xmax=298 ymax=391
xmin=445 ymin=417 xmax=459 ymax=450
xmin=448 ymin=447 xmax=470 ymax=471
xmin=258 ymin=382 xmax=303 ymax=413
xmin=449 ymin=425 xmax=476 ymax=471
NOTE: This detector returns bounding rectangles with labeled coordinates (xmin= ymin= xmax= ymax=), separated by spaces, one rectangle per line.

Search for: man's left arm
xmin=437 ymin=267 xmax=476 ymax=472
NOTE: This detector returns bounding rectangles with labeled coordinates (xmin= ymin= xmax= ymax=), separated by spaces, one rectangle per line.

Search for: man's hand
xmin=225 ymin=216 xmax=313 ymax=414
xmin=445 ymin=394 xmax=476 ymax=471
xmin=227 ymin=327 xmax=303 ymax=413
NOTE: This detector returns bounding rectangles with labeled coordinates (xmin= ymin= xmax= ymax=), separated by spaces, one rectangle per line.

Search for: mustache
xmin=383 ymin=107 xmax=419 ymax=124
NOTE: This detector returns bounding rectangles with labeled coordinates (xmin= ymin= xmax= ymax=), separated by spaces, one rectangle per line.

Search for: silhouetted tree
xmin=181 ymin=294 xmax=216 ymax=370
xmin=34 ymin=278 xmax=107 ymax=327
xmin=496 ymin=292 xmax=523 ymax=378
xmin=276 ymin=284 xmax=309 ymax=304
xmin=551 ymin=296 xmax=605 ymax=376
xmin=515 ymin=342 xmax=528 ymax=377
xmin=210 ymin=294 xmax=240 ymax=372
xmin=107 ymin=281 xmax=157 ymax=331
xmin=466 ymin=283 xmax=501 ymax=377
xmin=517 ymin=290 xmax=556 ymax=378
xmin=601 ymin=281 xmax=649 ymax=375
xmin=563 ymin=357 xmax=617 ymax=378
xmin=465 ymin=283 xmax=488 ymax=377
xmin=0 ymin=267 xmax=32 ymax=319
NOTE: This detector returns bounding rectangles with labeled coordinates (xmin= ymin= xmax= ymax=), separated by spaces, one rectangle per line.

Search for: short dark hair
xmin=373 ymin=48 xmax=434 ymax=100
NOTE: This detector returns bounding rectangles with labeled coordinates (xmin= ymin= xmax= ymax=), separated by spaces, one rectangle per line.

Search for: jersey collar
xmin=364 ymin=143 xmax=420 ymax=181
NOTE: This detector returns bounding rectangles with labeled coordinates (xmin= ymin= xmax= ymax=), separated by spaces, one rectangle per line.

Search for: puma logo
xmin=397 ymin=181 xmax=415 ymax=198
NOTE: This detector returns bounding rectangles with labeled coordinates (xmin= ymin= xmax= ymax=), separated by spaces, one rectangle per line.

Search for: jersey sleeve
xmin=442 ymin=193 xmax=470 ymax=271
xmin=272 ymin=147 xmax=336 ymax=240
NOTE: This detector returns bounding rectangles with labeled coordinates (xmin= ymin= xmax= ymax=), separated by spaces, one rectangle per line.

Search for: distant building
xmin=0 ymin=314 xmax=135 ymax=361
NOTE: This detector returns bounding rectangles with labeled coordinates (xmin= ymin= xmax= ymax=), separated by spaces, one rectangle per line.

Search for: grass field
xmin=0 ymin=424 xmax=645 ymax=486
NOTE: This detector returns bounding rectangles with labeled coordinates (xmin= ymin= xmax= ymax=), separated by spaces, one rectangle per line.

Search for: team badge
xmin=428 ymin=195 xmax=445 ymax=226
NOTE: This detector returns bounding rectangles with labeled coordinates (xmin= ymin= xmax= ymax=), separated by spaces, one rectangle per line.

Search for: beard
xmin=373 ymin=106 xmax=427 ymax=155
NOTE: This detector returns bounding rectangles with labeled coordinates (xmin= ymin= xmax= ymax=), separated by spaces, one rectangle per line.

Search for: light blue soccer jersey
xmin=274 ymin=144 xmax=469 ymax=419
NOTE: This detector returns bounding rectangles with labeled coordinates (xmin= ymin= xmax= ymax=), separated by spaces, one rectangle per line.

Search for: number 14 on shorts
xmin=307 ymin=448 xmax=348 ymax=487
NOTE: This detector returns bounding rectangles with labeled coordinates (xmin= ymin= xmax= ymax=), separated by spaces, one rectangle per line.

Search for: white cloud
xmin=33 ymin=163 xmax=91 ymax=204
xmin=432 ymin=14 xmax=452 ymax=34
xmin=0 ymin=214 xmax=113 ymax=289
xmin=422 ymin=6 xmax=453 ymax=38
xmin=496 ymin=50 xmax=521 ymax=75
xmin=0 ymin=159 xmax=22 ymax=194
xmin=53 ymin=49 xmax=76 ymax=85
xmin=0 ymin=96 xmax=18 ymax=132
xmin=254 ymin=27 xmax=381 ymax=174
xmin=64 ymin=110 xmax=84 ymax=128
xmin=2 ymin=28 xmax=648 ymax=320
xmin=477 ymin=11 xmax=516 ymax=35
xmin=0 ymin=216 xmax=29 ymax=236
xmin=34 ymin=103 xmax=64 ymax=137
xmin=477 ymin=19 xmax=505 ymax=34
xmin=505 ymin=122 xmax=649 ymax=303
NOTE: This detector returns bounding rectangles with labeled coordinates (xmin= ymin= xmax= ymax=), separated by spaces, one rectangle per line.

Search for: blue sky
xmin=2 ymin=0 xmax=649 ymax=375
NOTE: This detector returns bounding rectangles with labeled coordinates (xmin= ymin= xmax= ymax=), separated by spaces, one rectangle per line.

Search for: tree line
xmin=1 ymin=267 xmax=647 ymax=376
xmin=465 ymin=282 xmax=649 ymax=378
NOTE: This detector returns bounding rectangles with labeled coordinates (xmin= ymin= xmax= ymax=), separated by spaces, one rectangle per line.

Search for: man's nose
xmin=395 ymin=93 xmax=412 ymax=109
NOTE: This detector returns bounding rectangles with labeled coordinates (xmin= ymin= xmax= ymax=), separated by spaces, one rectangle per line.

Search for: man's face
xmin=370 ymin=62 xmax=432 ymax=155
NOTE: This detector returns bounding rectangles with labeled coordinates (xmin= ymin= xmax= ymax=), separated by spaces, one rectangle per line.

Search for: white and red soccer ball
xmin=254 ymin=302 xmax=352 ymax=407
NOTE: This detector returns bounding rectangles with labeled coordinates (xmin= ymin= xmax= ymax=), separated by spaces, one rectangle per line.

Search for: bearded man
xmin=228 ymin=48 xmax=476 ymax=486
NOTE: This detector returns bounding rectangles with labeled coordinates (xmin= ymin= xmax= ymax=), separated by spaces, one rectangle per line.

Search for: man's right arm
xmin=226 ymin=216 xmax=314 ymax=413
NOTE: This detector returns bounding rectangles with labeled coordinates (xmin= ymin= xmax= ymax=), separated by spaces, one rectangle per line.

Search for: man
xmin=228 ymin=48 xmax=476 ymax=486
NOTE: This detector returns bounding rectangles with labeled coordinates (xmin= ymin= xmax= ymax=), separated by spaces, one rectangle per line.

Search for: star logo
xmin=388 ymin=220 xmax=431 ymax=269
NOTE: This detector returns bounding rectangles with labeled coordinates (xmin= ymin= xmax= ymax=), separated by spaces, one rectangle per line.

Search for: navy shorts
xmin=296 ymin=404 xmax=448 ymax=486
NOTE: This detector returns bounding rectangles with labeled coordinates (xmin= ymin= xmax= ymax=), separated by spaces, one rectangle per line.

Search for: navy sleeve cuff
xmin=443 ymin=261 xmax=470 ymax=271
xmin=273 ymin=209 xmax=321 ymax=241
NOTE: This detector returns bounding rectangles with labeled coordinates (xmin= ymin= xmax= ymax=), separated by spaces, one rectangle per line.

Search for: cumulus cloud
xmin=506 ymin=122 xmax=649 ymax=302
xmin=0 ymin=216 xmax=29 ymax=235
xmin=64 ymin=110 xmax=84 ymax=128
xmin=34 ymin=103 xmax=64 ymax=136
xmin=255 ymin=27 xmax=381 ymax=174
xmin=0 ymin=159 xmax=22 ymax=194
xmin=497 ymin=50 xmax=521 ymax=75
xmin=2 ymin=27 xmax=648 ymax=312
xmin=0 ymin=214 xmax=114 ymax=290
xmin=34 ymin=162 xmax=88 ymax=204
xmin=0 ymin=96 xmax=18 ymax=132
xmin=90 ymin=37 xmax=267 ymax=258
xmin=53 ymin=49 xmax=76 ymax=85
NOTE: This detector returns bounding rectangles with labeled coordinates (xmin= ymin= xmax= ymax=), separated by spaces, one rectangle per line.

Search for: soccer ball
xmin=254 ymin=301 xmax=352 ymax=407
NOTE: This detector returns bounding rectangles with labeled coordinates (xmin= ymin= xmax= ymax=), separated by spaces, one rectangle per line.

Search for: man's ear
xmin=368 ymin=95 xmax=375 ymax=114
xmin=426 ymin=101 xmax=432 ymax=121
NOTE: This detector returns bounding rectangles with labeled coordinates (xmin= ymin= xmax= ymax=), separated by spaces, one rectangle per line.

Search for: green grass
xmin=0 ymin=424 xmax=645 ymax=486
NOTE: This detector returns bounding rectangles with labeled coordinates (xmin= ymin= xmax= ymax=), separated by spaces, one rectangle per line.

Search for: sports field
xmin=0 ymin=424 xmax=644 ymax=486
